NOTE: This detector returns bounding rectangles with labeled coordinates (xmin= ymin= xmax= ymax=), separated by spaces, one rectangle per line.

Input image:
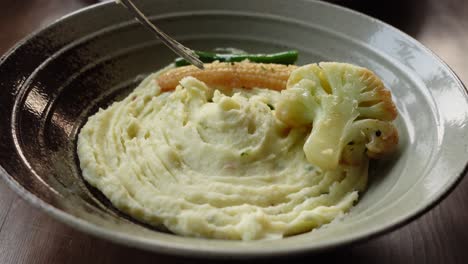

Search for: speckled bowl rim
xmin=0 ymin=0 xmax=467 ymax=258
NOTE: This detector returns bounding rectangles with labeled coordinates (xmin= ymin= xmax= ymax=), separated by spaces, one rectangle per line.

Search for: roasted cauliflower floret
xmin=276 ymin=62 xmax=398 ymax=170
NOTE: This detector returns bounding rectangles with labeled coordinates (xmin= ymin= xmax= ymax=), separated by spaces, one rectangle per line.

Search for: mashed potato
xmin=78 ymin=63 xmax=395 ymax=240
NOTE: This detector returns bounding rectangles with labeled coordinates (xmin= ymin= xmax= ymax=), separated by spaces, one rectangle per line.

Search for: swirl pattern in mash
xmin=77 ymin=64 xmax=390 ymax=240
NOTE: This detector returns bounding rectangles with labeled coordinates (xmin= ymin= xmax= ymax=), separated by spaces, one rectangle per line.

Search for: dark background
xmin=0 ymin=0 xmax=467 ymax=263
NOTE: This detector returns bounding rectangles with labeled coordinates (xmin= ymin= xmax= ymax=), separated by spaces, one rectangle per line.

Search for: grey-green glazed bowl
xmin=1 ymin=0 xmax=467 ymax=258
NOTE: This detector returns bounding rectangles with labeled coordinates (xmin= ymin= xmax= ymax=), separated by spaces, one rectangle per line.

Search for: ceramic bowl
xmin=1 ymin=0 xmax=467 ymax=258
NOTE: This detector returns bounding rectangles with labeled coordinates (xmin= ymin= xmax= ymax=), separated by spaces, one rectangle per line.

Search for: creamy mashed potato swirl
xmin=78 ymin=69 xmax=371 ymax=240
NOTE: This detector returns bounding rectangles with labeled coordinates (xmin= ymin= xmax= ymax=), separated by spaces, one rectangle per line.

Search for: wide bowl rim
xmin=1 ymin=0 xmax=467 ymax=258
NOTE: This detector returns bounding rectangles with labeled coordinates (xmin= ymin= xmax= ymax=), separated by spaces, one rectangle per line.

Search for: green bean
xmin=174 ymin=50 xmax=299 ymax=67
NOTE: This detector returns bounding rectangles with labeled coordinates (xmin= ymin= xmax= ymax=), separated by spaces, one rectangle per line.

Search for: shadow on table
xmin=324 ymin=0 xmax=429 ymax=37
xmin=60 ymin=236 xmax=388 ymax=264
xmin=86 ymin=244 xmax=381 ymax=264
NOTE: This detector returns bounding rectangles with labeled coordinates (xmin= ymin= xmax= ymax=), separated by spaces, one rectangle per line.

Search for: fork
xmin=117 ymin=0 xmax=204 ymax=69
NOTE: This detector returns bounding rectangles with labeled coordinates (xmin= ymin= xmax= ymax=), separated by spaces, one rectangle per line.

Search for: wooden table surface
xmin=1 ymin=0 xmax=467 ymax=263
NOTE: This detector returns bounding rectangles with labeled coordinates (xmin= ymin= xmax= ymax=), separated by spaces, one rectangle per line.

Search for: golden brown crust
xmin=366 ymin=124 xmax=399 ymax=159
xmin=360 ymin=69 xmax=398 ymax=121
xmin=156 ymin=61 xmax=298 ymax=92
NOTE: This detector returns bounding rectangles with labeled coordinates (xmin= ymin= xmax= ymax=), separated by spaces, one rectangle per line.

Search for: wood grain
xmin=0 ymin=0 xmax=467 ymax=263
xmin=0 ymin=184 xmax=16 ymax=237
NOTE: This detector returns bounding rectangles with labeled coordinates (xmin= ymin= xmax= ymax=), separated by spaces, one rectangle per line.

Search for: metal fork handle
xmin=118 ymin=0 xmax=204 ymax=69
